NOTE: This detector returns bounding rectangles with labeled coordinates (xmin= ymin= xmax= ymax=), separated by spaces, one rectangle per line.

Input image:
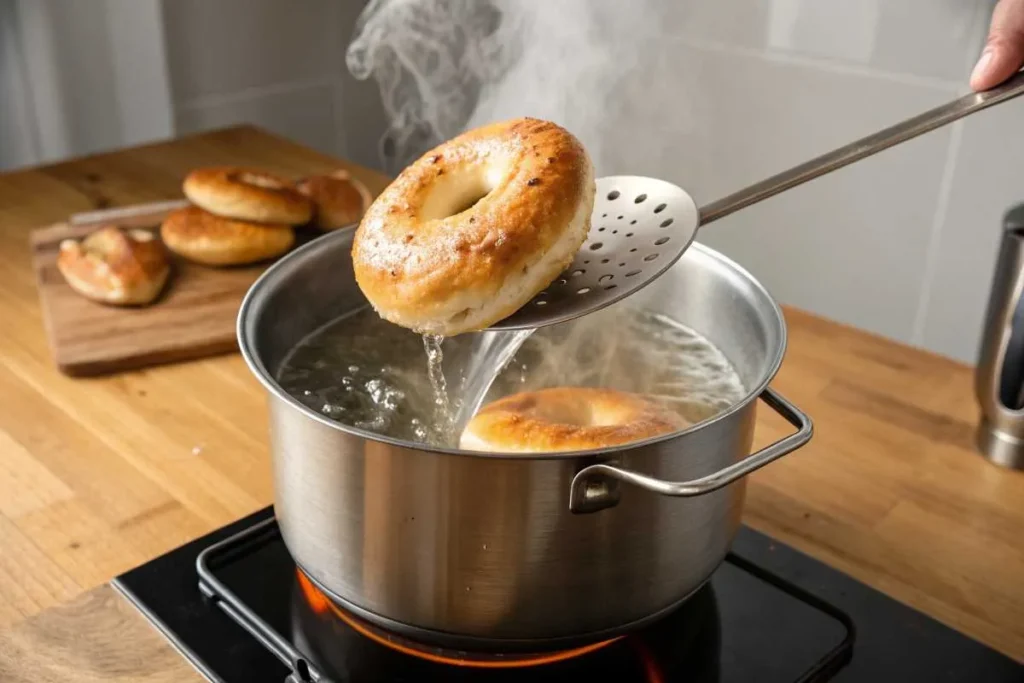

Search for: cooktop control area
xmin=113 ymin=508 xmax=1021 ymax=683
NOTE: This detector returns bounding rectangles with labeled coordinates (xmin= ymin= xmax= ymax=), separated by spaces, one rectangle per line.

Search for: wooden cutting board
xmin=29 ymin=201 xmax=329 ymax=377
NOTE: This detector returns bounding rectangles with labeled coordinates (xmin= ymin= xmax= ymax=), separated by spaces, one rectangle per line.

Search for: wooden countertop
xmin=0 ymin=126 xmax=1021 ymax=680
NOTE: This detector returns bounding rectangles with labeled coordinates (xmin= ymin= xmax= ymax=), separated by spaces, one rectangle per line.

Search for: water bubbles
xmin=278 ymin=306 xmax=745 ymax=449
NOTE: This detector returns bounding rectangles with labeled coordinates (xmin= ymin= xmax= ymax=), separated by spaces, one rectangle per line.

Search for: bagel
xmin=183 ymin=166 xmax=312 ymax=224
xmin=57 ymin=225 xmax=170 ymax=306
xmin=160 ymin=205 xmax=295 ymax=266
xmin=352 ymin=117 xmax=595 ymax=336
xmin=459 ymin=387 xmax=687 ymax=453
xmin=295 ymin=170 xmax=373 ymax=231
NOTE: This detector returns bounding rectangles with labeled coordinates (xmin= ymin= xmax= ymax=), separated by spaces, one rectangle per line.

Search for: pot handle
xmin=569 ymin=387 xmax=812 ymax=513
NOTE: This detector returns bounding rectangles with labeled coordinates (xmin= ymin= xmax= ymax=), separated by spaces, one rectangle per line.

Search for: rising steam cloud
xmin=346 ymin=0 xmax=685 ymax=176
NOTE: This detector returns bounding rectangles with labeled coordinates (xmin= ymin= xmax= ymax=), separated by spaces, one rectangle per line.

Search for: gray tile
xmin=175 ymin=85 xmax=338 ymax=155
xmin=918 ymin=96 xmax=1024 ymax=363
xmin=659 ymin=0 xmax=990 ymax=82
xmin=163 ymin=0 xmax=337 ymax=102
xmin=603 ymin=41 xmax=956 ymax=343
xmin=336 ymin=74 xmax=388 ymax=172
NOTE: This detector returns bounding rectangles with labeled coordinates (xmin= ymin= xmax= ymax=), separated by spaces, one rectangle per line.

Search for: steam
xmin=342 ymin=0 xmax=727 ymax=433
xmin=346 ymin=0 xmax=677 ymax=175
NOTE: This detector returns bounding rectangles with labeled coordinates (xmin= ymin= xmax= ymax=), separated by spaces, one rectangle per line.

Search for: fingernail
xmin=971 ymin=49 xmax=994 ymax=84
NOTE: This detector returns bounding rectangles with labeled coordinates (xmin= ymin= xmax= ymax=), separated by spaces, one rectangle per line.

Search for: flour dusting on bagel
xmin=352 ymin=117 xmax=596 ymax=336
xmin=460 ymin=387 xmax=687 ymax=453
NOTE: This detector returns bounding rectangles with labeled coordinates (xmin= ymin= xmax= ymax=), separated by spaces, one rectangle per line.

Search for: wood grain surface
xmin=30 ymin=190 xmax=361 ymax=377
xmin=0 ymin=125 xmax=1021 ymax=677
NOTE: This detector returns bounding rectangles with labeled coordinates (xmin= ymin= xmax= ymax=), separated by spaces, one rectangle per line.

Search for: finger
xmin=971 ymin=0 xmax=1024 ymax=91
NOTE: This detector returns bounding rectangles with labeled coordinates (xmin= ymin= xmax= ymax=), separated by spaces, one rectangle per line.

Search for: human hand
xmin=971 ymin=0 xmax=1024 ymax=91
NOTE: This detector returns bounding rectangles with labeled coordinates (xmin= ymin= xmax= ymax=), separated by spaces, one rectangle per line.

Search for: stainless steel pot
xmin=237 ymin=228 xmax=812 ymax=650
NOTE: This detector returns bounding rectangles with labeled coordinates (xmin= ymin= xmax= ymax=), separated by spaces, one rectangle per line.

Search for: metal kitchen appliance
xmin=110 ymin=507 xmax=1024 ymax=682
xmin=975 ymin=202 xmax=1024 ymax=470
xmin=239 ymin=226 xmax=810 ymax=648
xmin=492 ymin=71 xmax=1024 ymax=332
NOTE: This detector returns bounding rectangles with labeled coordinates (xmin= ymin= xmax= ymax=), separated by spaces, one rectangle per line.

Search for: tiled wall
xmin=160 ymin=0 xmax=1021 ymax=365
xmin=162 ymin=0 xmax=385 ymax=171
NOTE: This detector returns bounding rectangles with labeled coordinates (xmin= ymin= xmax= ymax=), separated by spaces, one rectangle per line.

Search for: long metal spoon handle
xmin=698 ymin=70 xmax=1024 ymax=226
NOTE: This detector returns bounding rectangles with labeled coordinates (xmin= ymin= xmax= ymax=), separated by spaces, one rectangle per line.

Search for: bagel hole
xmin=235 ymin=171 xmax=286 ymax=189
xmin=419 ymin=168 xmax=498 ymax=221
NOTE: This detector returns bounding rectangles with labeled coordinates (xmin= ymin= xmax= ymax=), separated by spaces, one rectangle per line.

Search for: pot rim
xmin=237 ymin=230 xmax=788 ymax=460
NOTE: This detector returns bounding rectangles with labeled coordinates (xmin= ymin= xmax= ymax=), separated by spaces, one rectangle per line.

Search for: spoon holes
xmin=589 ymin=242 xmax=603 ymax=250
xmin=660 ymin=218 xmax=674 ymax=228
xmin=654 ymin=203 xmax=667 ymax=213
xmin=577 ymin=287 xmax=591 ymax=295
xmin=604 ymin=284 xmax=618 ymax=291
xmin=654 ymin=237 xmax=670 ymax=245
xmin=598 ymin=274 xmax=614 ymax=283
xmin=607 ymin=190 xmax=620 ymax=200
xmin=626 ymin=270 xmax=641 ymax=277
xmin=643 ymin=254 xmax=658 ymax=262
xmin=634 ymin=194 xmax=647 ymax=203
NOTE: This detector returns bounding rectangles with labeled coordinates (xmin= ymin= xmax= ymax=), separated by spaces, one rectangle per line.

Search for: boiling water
xmin=277 ymin=305 xmax=748 ymax=447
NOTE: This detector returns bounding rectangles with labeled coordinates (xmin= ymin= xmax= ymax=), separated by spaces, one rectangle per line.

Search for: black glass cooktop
xmin=112 ymin=507 xmax=1022 ymax=682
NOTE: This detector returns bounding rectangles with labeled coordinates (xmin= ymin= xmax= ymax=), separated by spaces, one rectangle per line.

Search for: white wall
xmin=1 ymin=0 xmax=1017 ymax=366
xmin=161 ymin=0 xmax=385 ymax=172
xmin=0 ymin=0 xmax=173 ymax=170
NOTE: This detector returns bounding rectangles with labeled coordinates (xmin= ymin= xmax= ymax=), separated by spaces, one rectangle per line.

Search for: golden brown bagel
xmin=160 ymin=205 xmax=295 ymax=266
xmin=183 ymin=166 xmax=312 ymax=224
xmin=352 ymin=117 xmax=595 ymax=336
xmin=57 ymin=225 xmax=171 ymax=306
xmin=296 ymin=170 xmax=373 ymax=231
xmin=459 ymin=387 xmax=686 ymax=453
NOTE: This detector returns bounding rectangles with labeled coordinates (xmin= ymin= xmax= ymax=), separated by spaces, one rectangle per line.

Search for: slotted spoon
xmin=490 ymin=71 xmax=1024 ymax=331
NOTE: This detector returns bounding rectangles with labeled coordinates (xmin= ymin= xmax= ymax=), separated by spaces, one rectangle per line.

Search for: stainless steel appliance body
xmin=238 ymin=228 xmax=812 ymax=648
xmin=975 ymin=204 xmax=1024 ymax=470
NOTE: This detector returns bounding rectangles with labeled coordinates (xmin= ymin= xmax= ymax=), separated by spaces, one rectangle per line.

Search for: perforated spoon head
xmin=488 ymin=176 xmax=699 ymax=331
